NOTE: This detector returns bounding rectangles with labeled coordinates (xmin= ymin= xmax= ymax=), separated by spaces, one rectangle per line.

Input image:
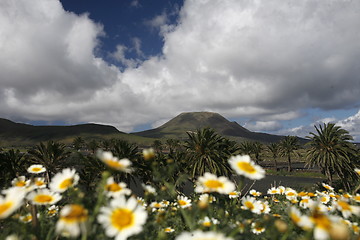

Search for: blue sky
xmin=1 ymin=0 xmax=360 ymax=140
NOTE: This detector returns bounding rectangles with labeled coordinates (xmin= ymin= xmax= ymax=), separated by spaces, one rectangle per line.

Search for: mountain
xmin=133 ymin=112 xmax=296 ymax=143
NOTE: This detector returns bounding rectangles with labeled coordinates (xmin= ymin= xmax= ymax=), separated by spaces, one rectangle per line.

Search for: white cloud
xmin=1 ymin=0 xmax=360 ymax=135
xmin=336 ymin=110 xmax=360 ymax=141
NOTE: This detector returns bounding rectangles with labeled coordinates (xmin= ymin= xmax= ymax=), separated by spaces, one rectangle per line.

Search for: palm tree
xmin=306 ymin=123 xmax=358 ymax=190
xmin=280 ymin=136 xmax=300 ymax=172
xmin=184 ymin=128 xmax=232 ymax=178
xmin=239 ymin=141 xmax=254 ymax=156
xmin=72 ymin=136 xmax=85 ymax=151
xmin=27 ymin=141 xmax=71 ymax=180
xmin=267 ymin=143 xmax=280 ymax=171
xmin=86 ymin=140 xmax=99 ymax=154
xmin=0 ymin=149 xmax=26 ymax=187
xmin=110 ymin=139 xmax=139 ymax=161
xmin=252 ymin=141 xmax=263 ymax=164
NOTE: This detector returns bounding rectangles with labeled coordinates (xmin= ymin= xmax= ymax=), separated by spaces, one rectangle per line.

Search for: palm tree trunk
xmin=287 ymin=155 xmax=292 ymax=172
xmin=325 ymin=167 xmax=333 ymax=185
xmin=274 ymin=157 xmax=278 ymax=171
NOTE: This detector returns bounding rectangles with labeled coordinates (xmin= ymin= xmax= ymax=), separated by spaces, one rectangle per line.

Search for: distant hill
xmin=0 ymin=118 xmax=127 ymax=146
xmin=133 ymin=112 xmax=302 ymax=143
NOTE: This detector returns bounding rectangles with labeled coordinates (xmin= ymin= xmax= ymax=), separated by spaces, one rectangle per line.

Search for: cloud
xmin=336 ymin=110 xmax=360 ymax=141
xmin=244 ymin=121 xmax=282 ymax=132
xmin=1 ymin=0 xmax=360 ymax=135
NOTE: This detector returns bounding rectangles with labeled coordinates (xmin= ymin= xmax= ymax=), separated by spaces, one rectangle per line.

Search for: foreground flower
xmin=334 ymin=200 xmax=360 ymax=219
xmin=27 ymin=164 xmax=46 ymax=174
xmin=251 ymin=222 xmax=265 ymax=235
xmin=50 ymin=168 xmax=79 ymax=193
xmin=228 ymin=155 xmax=265 ymax=180
xmin=241 ymin=196 xmax=263 ymax=214
xmin=142 ymin=184 xmax=157 ymax=195
xmin=27 ymin=188 xmax=62 ymax=205
xmin=11 ymin=176 xmax=30 ymax=188
xmin=142 ymin=148 xmax=155 ymax=160
xmin=105 ymin=177 xmax=131 ymax=197
xmin=175 ymin=230 xmax=233 ymax=240
xmin=228 ymin=191 xmax=240 ymax=199
xmin=19 ymin=213 xmax=33 ymax=223
xmin=98 ymin=195 xmax=147 ymax=240
xmin=177 ymin=195 xmax=192 ymax=209
xmin=33 ymin=177 xmax=47 ymax=189
xmin=56 ymin=204 xmax=88 ymax=238
xmin=195 ymin=172 xmax=235 ymax=194
xmin=97 ymin=150 xmax=132 ymax=172
xmin=164 ymin=227 xmax=175 ymax=233
xmin=199 ymin=216 xmax=219 ymax=227
xmin=0 ymin=187 xmax=26 ymax=219
xmin=48 ymin=205 xmax=59 ymax=217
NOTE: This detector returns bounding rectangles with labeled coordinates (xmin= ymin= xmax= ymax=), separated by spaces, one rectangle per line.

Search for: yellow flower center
xmin=290 ymin=212 xmax=301 ymax=224
xmin=312 ymin=213 xmax=331 ymax=229
xmin=237 ymin=161 xmax=256 ymax=173
xmin=203 ymin=221 xmax=211 ymax=227
xmin=320 ymin=197 xmax=327 ymax=203
xmin=286 ymin=192 xmax=296 ymax=196
xmin=229 ymin=192 xmax=237 ymax=196
xmin=204 ymin=180 xmax=224 ymax=189
xmin=15 ymin=181 xmax=26 ymax=187
xmin=337 ymin=201 xmax=351 ymax=211
xmin=34 ymin=194 xmax=54 ymax=203
xmin=178 ymin=200 xmax=187 ymax=206
xmin=61 ymin=205 xmax=88 ymax=223
xmin=35 ymin=180 xmax=45 ymax=186
xmin=106 ymin=183 xmax=122 ymax=192
xmin=31 ymin=167 xmax=43 ymax=172
xmin=105 ymin=160 xmax=124 ymax=169
xmin=48 ymin=209 xmax=57 ymax=215
xmin=59 ymin=178 xmax=73 ymax=189
xmin=21 ymin=215 xmax=32 ymax=222
xmin=164 ymin=228 xmax=173 ymax=232
xmin=111 ymin=208 xmax=134 ymax=230
xmin=354 ymin=196 xmax=360 ymax=201
xmin=244 ymin=201 xmax=254 ymax=210
xmin=0 ymin=202 xmax=13 ymax=215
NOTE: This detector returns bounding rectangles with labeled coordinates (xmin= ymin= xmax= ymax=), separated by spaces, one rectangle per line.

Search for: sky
xmin=1 ymin=0 xmax=360 ymax=140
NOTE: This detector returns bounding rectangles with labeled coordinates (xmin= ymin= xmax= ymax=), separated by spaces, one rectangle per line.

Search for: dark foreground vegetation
xmin=0 ymin=123 xmax=359 ymax=239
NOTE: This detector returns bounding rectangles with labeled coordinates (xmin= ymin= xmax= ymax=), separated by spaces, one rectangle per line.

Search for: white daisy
xmin=33 ymin=177 xmax=47 ymax=189
xmin=27 ymin=164 xmax=46 ymax=174
xmin=105 ymin=177 xmax=131 ymax=197
xmin=11 ymin=176 xmax=30 ymax=188
xmin=142 ymin=184 xmax=157 ymax=195
xmin=177 ymin=195 xmax=192 ymax=209
xmin=56 ymin=204 xmax=88 ymax=238
xmin=0 ymin=187 xmax=26 ymax=219
xmin=334 ymin=200 xmax=360 ymax=219
xmin=241 ymin=196 xmax=263 ymax=214
xmin=142 ymin=148 xmax=155 ymax=160
xmin=267 ymin=187 xmax=280 ymax=195
xmin=249 ymin=189 xmax=262 ymax=197
xmin=228 ymin=191 xmax=240 ymax=199
xmin=19 ymin=213 xmax=33 ymax=223
xmin=164 ymin=227 xmax=175 ymax=233
xmin=199 ymin=216 xmax=219 ymax=227
xmin=195 ymin=172 xmax=235 ymax=194
xmin=49 ymin=168 xmax=79 ymax=193
xmin=97 ymin=195 xmax=147 ymax=240
xmin=251 ymin=222 xmax=265 ymax=235
xmin=47 ymin=205 xmax=59 ymax=217
xmin=5 ymin=234 xmax=21 ymax=240
xmin=27 ymin=188 xmax=62 ymax=205
xmin=228 ymin=155 xmax=265 ymax=180
xmin=322 ymin=183 xmax=334 ymax=191
xmin=289 ymin=206 xmax=313 ymax=230
xmin=97 ymin=150 xmax=132 ymax=172
xmin=175 ymin=230 xmax=233 ymax=240
xmin=355 ymin=168 xmax=360 ymax=175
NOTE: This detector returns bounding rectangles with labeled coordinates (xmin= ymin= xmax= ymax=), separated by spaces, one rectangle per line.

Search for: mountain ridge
xmin=133 ymin=111 xmax=298 ymax=143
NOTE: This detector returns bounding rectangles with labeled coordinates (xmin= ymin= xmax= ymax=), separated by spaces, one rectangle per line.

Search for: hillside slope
xmin=133 ymin=112 xmax=292 ymax=143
